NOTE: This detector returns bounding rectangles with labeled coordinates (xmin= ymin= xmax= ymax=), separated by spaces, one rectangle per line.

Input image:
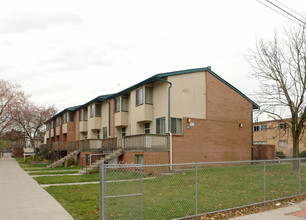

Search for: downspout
xmin=156 ymin=77 xmax=173 ymax=168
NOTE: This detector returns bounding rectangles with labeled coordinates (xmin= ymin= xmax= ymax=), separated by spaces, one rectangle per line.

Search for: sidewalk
xmin=230 ymin=201 xmax=306 ymax=220
xmin=0 ymin=158 xmax=74 ymax=220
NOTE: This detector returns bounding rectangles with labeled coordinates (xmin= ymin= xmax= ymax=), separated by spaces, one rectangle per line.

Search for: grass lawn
xmin=28 ymin=171 xmax=79 ymax=175
xmin=45 ymin=163 xmax=306 ymax=220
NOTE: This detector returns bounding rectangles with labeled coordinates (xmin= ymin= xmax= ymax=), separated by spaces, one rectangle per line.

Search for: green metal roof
xmin=110 ymin=67 xmax=259 ymax=110
xmin=50 ymin=67 xmax=259 ymax=121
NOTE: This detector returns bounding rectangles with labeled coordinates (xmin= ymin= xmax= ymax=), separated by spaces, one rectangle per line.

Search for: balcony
xmin=79 ymin=121 xmax=88 ymax=132
xmin=135 ymin=104 xmax=153 ymax=123
xmin=62 ymin=123 xmax=67 ymax=134
xmin=77 ymin=138 xmax=117 ymax=152
xmin=123 ymin=134 xmax=169 ymax=152
xmin=88 ymin=117 xmax=101 ymax=130
xmin=45 ymin=131 xmax=49 ymax=138
xmin=115 ymin=111 xmax=128 ymax=127
xmin=56 ymin=126 xmax=60 ymax=135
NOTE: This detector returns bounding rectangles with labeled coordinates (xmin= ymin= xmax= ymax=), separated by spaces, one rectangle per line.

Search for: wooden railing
xmin=123 ymin=134 xmax=169 ymax=152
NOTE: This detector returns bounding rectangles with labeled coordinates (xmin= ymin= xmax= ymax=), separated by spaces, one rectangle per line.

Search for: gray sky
xmin=0 ymin=0 xmax=305 ymax=117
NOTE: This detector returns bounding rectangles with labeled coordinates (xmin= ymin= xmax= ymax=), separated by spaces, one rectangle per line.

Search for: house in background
xmin=253 ymin=119 xmax=306 ymax=156
xmin=43 ymin=67 xmax=259 ymax=170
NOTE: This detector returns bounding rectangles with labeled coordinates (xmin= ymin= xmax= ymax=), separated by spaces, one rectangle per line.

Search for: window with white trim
xmin=122 ymin=97 xmax=128 ymax=112
xmin=145 ymin=87 xmax=153 ymax=104
xmin=279 ymin=140 xmax=287 ymax=147
xmin=136 ymin=88 xmax=143 ymax=106
xmin=144 ymin=123 xmax=150 ymax=134
xmin=156 ymin=117 xmax=166 ymax=134
xmin=171 ymin=117 xmax=182 ymax=134
xmin=261 ymin=125 xmax=267 ymax=131
xmin=90 ymin=105 xmax=94 ymax=118
xmin=95 ymin=103 xmax=101 ymax=117
xmin=136 ymin=155 xmax=144 ymax=164
xmin=115 ymin=97 xmax=120 ymax=113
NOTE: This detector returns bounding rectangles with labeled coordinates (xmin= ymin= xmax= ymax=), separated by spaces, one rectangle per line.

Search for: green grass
xmin=28 ymin=171 xmax=79 ymax=175
xmin=34 ymin=173 xmax=100 ymax=184
xmin=45 ymin=163 xmax=306 ymax=220
xmin=23 ymin=166 xmax=81 ymax=171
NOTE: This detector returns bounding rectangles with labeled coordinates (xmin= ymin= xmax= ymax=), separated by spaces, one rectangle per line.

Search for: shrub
xmin=299 ymin=150 xmax=306 ymax=158
xmin=276 ymin=150 xmax=286 ymax=158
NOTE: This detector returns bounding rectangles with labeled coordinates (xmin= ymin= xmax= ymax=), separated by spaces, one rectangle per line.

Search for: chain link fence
xmin=100 ymin=158 xmax=306 ymax=219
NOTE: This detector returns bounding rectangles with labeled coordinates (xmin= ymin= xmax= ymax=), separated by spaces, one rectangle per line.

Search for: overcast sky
xmin=0 ymin=0 xmax=305 ymax=118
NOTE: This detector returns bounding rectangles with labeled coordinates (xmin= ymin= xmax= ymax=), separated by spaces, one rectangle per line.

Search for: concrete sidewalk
xmin=0 ymin=158 xmax=74 ymax=220
xmin=230 ymin=201 xmax=306 ymax=220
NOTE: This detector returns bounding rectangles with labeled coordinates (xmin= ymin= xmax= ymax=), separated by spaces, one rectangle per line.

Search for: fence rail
xmin=100 ymin=158 xmax=306 ymax=220
xmin=123 ymin=134 xmax=169 ymax=152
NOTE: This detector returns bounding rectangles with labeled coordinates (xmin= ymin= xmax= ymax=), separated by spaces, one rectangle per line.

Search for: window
xmin=144 ymin=123 xmax=150 ymax=134
xmin=136 ymin=155 xmax=144 ymax=164
xmin=145 ymin=87 xmax=153 ymax=104
xmin=69 ymin=112 xmax=74 ymax=122
xmin=95 ymin=103 xmax=101 ymax=117
xmin=156 ymin=117 xmax=166 ymax=134
xmin=79 ymin=109 xmax=83 ymax=121
xmin=136 ymin=87 xmax=143 ymax=106
xmin=83 ymin=108 xmax=88 ymax=121
xmin=97 ymin=130 xmax=100 ymax=139
xmin=103 ymin=127 xmax=107 ymax=139
xmin=62 ymin=113 xmax=67 ymax=124
xmin=122 ymin=127 xmax=126 ymax=137
xmin=254 ymin=141 xmax=267 ymax=144
xmin=171 ymin=117 xmax=183 ymax=134
xmin=279 ymin=123 xmax=286 ymax=129
xmin=90 ymin=105 xmax=95 ymax=118
xmin=46 ymin=124 xmax=49 ymax=130
xmin=115 ymin=97 xmax=120 ymax=113
xmin=261 ymin=125 xmax=267 ymax=131
xmin=253 ymin=126 xmax=260 ymax=132
xmin=279 ymin=140 xmax=287 ymax=148
xmin=122 ymin=97 xmax=128 ymax=112
xmin=56 ymin=117 xmax=61 ymax=127
xmin=51 ymin=121 xmax=54 ymax=129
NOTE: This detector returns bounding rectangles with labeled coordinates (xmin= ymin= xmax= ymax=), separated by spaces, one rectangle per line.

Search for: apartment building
xmin=44 ymin=67 xmax=259 ymax=166
xmin=253 ymin=119 xmax=306 ymax=156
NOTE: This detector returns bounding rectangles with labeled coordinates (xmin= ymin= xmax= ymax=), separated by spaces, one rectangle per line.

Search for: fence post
xmin=299 ymin=159 xmax=301 ymax=194
xmin=100 ymin=163 xmax=105 ymax=220
xmin=141 ymin=165 xmax=143 ymax=220
xmin=195 ymin=163 xmax=198 ymax=216
xmin=264 ymin=160 xmax=266 ymax=203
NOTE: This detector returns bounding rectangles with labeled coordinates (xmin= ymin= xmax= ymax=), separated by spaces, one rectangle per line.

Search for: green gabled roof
xmin=49 ymin=105 xmax=81 ymax=121
xmin=110 ymin=67 xmax=259 ymax=109
xmin=50 ymin=67 xmax=259 ymax=122
xmin=76 ymin=94 xmax=114 ymax=110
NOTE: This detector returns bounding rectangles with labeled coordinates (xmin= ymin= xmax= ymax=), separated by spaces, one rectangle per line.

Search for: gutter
xmin=157 ymin=76 xmax=173 ymax=169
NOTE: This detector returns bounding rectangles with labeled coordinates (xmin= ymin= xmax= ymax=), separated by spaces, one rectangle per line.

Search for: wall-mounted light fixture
xmin=187 ymin=118 xmax=191 ymax=123
xmin=239 ymin=123 xmax=243 ymax=128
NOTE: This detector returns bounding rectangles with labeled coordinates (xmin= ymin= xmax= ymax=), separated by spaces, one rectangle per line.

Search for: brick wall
xmin=172 ymin=72 xmax=253 ymax=163
xmin=120 ymin=151 xmax=170 ymax=165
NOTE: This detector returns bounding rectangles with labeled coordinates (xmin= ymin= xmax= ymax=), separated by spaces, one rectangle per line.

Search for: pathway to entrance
xmin=0 ymin=158 xmax=74 ymax=220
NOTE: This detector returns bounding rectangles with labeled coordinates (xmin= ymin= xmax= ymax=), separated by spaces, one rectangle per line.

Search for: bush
xmin=299 ymin=150 xmax=306 ymax=158
xmin=66 ymin=158 xmax=76 ymax=167
xmin=276 ymin=151 xmax=286 ymax=158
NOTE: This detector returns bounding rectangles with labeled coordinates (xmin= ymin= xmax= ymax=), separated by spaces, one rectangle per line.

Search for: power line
xmin=255 ymin=0 xmax=300 ymax=25
xmin=274 ymin=0 xmax=305 ymax=20
xmin=265 ymin=0 xmax=306 ymax=25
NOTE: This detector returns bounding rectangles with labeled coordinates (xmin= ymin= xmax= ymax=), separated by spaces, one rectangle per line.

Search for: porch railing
xmin=123 ymin=134 xmax=169 ymax=152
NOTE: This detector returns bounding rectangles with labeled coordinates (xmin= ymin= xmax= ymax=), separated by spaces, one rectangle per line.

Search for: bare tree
xmin=0 ymin=79 xmax=26 ymax=138
xmin=13 ymin=101 xmax=57 ymax=148
xmin=248 ymin=24 xmax=306 ymax=158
